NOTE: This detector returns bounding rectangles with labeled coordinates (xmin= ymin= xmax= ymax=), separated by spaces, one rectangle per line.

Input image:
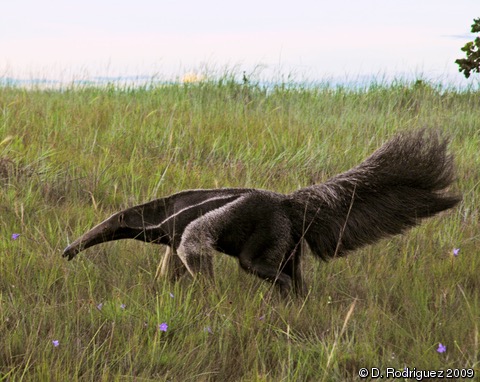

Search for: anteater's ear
xmin=118 ymin=213 xmax=126 ymax=227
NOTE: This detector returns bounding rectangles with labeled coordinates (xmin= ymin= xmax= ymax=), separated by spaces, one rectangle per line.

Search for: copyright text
xmin=358 ymin=367 xmax=474 ymax=380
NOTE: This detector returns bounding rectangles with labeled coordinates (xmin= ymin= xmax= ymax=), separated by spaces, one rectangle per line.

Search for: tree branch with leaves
xmin=455 ymin=18 xmax=480 ymax=78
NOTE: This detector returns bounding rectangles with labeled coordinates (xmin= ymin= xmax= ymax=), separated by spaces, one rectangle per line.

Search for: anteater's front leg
xmin=155 ymin=246 xmax=189 ymax=282
xmin=176 ymin=236 xmax=215 ymax=281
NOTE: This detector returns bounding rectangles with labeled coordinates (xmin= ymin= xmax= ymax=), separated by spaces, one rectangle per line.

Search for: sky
xmin=1 ymin=0 xmax=479 ymax=86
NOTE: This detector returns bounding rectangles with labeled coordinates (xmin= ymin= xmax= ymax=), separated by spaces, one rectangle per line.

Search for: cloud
xmin=443 ymin=33 xmax=476 ymax=40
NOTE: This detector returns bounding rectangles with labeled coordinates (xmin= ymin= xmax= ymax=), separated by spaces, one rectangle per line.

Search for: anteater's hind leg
xmin=281 ymin=244 xmax=307 ymax=297
xmin=155 ymin=246 xmax=189 ymax=282
xmin=237 ymin=236 xmax=295 ymax=298
xmin=292 ymin=254 xmax=307 ymax=297
xmin=240 ymin=257 xmax=293 ymax=298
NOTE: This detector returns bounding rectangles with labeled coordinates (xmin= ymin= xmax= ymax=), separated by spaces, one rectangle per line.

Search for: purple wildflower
xmin=453 ymin=248 xmax=460 ymax=257
xmin=96 ymin=303 xmax=103 ymax=311
xmin=169 ymin=292 xmax=174 ymax=298
xmin=52 ymin=340 xmax=59 ymax=347
xmin=204 ymin=326 xmax=213 ymax=334
xmin=11 ymin=233 xmax=20 ymax=240
xmin=159 ymin=322 xmax=168 ymax=332
xmin=437 ymin=343 xmax=446 ymax=353
xmin=120 ymin=304 xmax=126 ymax=310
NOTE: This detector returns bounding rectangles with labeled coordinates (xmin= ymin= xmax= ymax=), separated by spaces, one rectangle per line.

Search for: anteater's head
xmin=63 ymin=201 xmax=167 ymax=260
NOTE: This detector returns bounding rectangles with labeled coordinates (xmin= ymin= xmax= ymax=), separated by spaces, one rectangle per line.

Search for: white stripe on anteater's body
xmin=120 ymin=188 xmax=254 ymax=244
xmin=63 ymin=130 xmax=461 ymax=298
xmin=154 ymin=194 xmax=243 ymax=228
xmin=150 ymin=188 xmax=254 ymax=248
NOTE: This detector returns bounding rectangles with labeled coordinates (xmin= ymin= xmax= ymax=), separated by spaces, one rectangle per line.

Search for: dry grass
xmin=0 ymin=76 xmax=478 ymax=381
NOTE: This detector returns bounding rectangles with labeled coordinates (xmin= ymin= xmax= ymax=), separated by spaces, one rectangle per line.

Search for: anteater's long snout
xmin=62 ymin=216 xmax=119 ymax=260
xmin=63 ymin=243 xmax=83 ymax=261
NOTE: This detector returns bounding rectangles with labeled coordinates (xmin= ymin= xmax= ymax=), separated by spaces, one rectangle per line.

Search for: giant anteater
xmin=63 ymin=129 xmax=461 ymax=297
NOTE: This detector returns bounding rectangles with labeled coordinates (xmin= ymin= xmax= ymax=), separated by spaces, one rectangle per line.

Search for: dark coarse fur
xmin=286 ymin=128 xmax=461 ymax=261
xmin=63 ymin=129 xmax=461 ymax=297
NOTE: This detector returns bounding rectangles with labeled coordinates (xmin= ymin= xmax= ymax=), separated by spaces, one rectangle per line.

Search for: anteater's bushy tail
xmin=287 ymin=129 xmax=461 ymax=260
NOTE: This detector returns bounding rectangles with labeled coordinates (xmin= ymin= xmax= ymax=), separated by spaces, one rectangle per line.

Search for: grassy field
xmin=0 ymin=77 xmax=479 ymax=381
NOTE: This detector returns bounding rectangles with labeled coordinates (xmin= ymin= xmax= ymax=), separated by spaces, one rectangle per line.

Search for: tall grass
xmin=0 ymin=77 xmax=479 ymax=381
